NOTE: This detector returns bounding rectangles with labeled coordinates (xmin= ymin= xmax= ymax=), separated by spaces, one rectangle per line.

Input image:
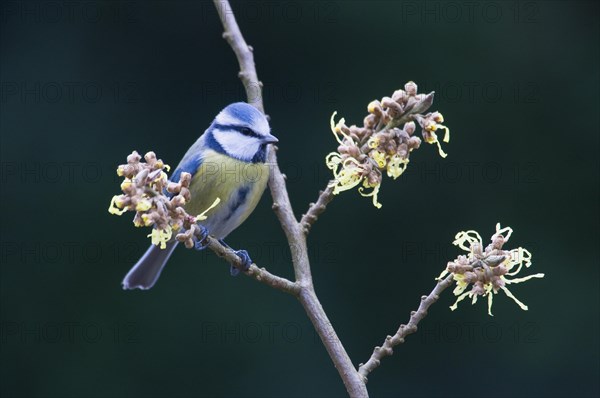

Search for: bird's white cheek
xmin=214 ymin=131 xmax=261 ymax=161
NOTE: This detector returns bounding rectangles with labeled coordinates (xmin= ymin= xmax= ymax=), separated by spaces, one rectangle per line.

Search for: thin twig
xmin=205 ymin=236 xmax=300 ymax=295
xmin=212 ymin=2 xmax=369 ymax=397
xmin=300 ymin=184 xmax=335 ymax=234
xmin=357 ymin=275 xmax=455 ymax=382
xmin=213 ymin=0 xmax=263 ymax=113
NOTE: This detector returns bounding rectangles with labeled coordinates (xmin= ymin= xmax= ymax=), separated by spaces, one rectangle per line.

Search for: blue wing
xmin=169 ymin=136 xmax=206 ymax=185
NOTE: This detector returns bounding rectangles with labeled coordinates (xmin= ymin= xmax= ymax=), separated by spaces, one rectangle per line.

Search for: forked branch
xmin=212 ymin=1 xmax=369 ymax=396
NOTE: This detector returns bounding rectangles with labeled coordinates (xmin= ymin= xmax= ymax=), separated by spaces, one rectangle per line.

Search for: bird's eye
xmin=240 ymin=127 xmax=254 ymax=136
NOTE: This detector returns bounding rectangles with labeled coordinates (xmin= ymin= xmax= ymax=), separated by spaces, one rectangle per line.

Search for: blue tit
xmin=122 ymin=102 xmax=278 ymax=290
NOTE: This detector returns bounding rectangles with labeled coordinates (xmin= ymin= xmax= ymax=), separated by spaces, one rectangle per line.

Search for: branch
xmin=300 ymin=184 xmax=335 ymax=234
xmin=213 ymin=0 xmax=307 ymax=278
xmin=357 ymin=275 xmax=455 ymax=382
xmin=266 ymin=148 xmax=311 ymax=282
xmin=213 ymin=2 xmax=369 ymax=397
xmin=213 ymin=0 xmax=263 ymax=113
xmin=205 ymin=236 xmax=300 ymax=295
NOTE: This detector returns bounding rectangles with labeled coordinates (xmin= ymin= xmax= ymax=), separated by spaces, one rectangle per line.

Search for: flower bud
xmin=141 ymin=213 xmax=154 ymax=227
xmin=432 ymin=111 xmax=444 ymax=123
xmin=180 ymin=172 xmax=192 ymax=186
xmin=349 ymin=125 xmax=365 ymax=138
xmin=127 ymin=151 xmax=141 ymax=164
xmin=404 ymin=81 xmax=418 ymax=96
xmin=471 ymin=282 xmax=485 ymax=295
xmin=183 ymin=239 xmax=194 ymax=249
xmin=167 ymin=181 xmax=180 ymax=193
xmin=385 ymin=140 xmax=397 ymax=155
xmin=404 ymin=96 xmax=418 ymax=112
xmin=144 ymin=151 xmax=157 ymax=163
xmin=464 ymin=272 xmax=478 ymax=284
xmin=120 ymin=179 xmax=133 ymax=191
xmin=396 ymin=143 xmax=408 ymax=159
xmin=422 ymin=130 xmax=433 ymax=143
xmin=392 ymin=89 xmax=408 ymax=103
xmin=121 ymin=164 xmax=136 ymax=178
xmin=171 ymin=195 xmax=186 ymax=207
xmin=347 ymin=145 xmax=360 ymax=158
xmin=134 ymin=169 xmax=149 ymax=187
xmin=492 ymin=276 xmax=505 ymax=290
xmin=114 ymin=195 xmax=127 ymax=208
xmin=485 ymin=254 xmax=506 ymax=267
xmin=366 ymin=170 xmax=382 ymax=187
xmin=367 ymin=100 xmax=383 ymax=115
xmin=133 ymin=213 xmax=144 ymax=227
xmin=409 ymin=92 xmax=435 ymax=115
xmin=364 ymin=114 xmax=378 ymax=129
xmin=382 ymin=97 xmax=403 ymax=118
xmin=407 ymin=136 xmax=421 ymax=150
xmin=380 ymin=96 xmax=393 ymax=107
xmin=491 ymin=234 xmax=505 ymax=250
xmin=492 ymin=265 xmax=508 ymax=276
xmin=472 ymin=242 xmax=483 ymax=256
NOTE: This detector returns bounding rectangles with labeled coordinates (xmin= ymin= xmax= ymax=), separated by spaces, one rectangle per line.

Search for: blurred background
xmin=1 ymin=0 xmax=598 ymax=397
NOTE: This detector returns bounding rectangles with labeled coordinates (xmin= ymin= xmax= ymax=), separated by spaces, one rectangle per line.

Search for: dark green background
xmin=1 ymin=1 xmax=598 ymax=397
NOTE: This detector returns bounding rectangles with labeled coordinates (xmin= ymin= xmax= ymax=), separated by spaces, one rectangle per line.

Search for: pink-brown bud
xmin=405 ymin=81 xmax=418 ymax=96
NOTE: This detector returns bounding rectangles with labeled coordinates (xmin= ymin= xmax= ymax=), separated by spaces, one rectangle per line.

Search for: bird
xmin=122 ymin=102 xmax=278 ymax=290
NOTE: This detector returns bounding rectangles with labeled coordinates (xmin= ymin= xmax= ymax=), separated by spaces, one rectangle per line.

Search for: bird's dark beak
xmin=263 ymin=133 xmax=279 ymax=144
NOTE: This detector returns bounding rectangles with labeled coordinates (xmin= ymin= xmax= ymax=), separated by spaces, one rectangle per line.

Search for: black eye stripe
xmin=240 ymin=127 xmax=254 ymax=136
xmin=213 ymin=123 xmax=260 ymax=138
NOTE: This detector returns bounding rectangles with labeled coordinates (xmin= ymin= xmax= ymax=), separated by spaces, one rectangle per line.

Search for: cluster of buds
xmin=326 ymin=81 xmax=450 ymax=208
xmin=108 ymin=151 xmax=220 ymax=250
xmin=438 ymin=223 xmax=545 ymax=316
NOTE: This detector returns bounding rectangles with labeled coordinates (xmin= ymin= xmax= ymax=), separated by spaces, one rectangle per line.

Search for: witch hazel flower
xmin=108 ymin=150 xmax=220 ymax=250
xmin=438 ymin=223 xmax=545 ymax=316
xmin=325 ymin=81 xmax=450 ymax=208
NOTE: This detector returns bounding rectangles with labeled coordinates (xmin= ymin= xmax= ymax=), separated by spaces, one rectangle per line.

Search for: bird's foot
xmin=231 ymin=249 xmax=252 ymax=276
xmin=217 ymin=240 xmax=251 ymax=276
xmin=193 ymin=225 xmax=209 ymax=251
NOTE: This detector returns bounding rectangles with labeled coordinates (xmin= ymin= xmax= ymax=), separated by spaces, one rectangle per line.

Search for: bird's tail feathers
xmin=122 ymin=241 xmax=178 ymax=290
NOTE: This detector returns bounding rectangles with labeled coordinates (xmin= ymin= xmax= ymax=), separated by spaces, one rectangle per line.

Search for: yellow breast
xmin=184 ymin=150 xmax=269 ymax=237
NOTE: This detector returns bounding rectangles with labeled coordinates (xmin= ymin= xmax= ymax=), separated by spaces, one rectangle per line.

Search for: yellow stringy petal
xmin=148 ymin=226 xmax=173 ymax=249
xmin=500 ymin=286 xmax=528 ymax=311
xmin=196 ymin=198 xmax=222 ymax=221
xmin=450 ymin=292 xmax=470 ymax=311
xmin=359 ymin=184 xmax=382 ymax=209
xmin=108 ymin=195 xmax=127 ymax=215
xmin=505 ymin=273 xmax=545 ymax=284
xmin=453 ymin=230 xmax=483 ymax=252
